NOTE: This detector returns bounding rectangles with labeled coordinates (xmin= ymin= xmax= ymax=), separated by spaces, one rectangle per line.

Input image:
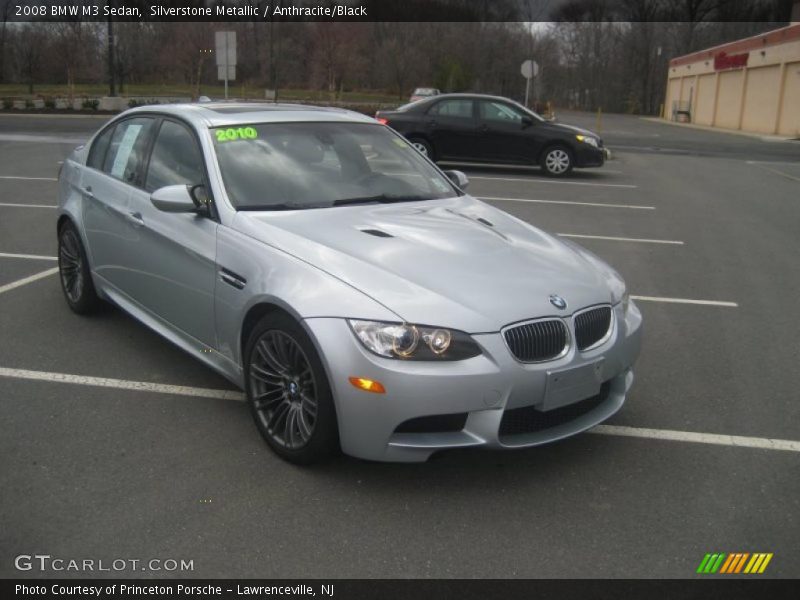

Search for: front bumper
xmin=575 ymin=144 xmax=606 ymax=168
xmin=304 ymin=301 xmax=642 ymax=462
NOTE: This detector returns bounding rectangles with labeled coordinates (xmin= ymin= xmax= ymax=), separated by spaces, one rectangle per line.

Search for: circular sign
xmin=521 ymin=59 xmax=539 ymax=79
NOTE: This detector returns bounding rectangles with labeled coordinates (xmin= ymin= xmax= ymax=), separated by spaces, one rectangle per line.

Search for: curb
xmin=639 ymin=117 xmax=798 ymax=142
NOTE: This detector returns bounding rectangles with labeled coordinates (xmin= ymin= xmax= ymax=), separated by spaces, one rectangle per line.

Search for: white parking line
xmin=1 ymin=366 xmax=796 ymax=453
xmin=480 ymin=196 xmax=655 ymax=210
xmin=0 ymin=268 xmax=59 ymax=295
xmin=469 ymin=175 xmax=637 ymax=189
xmin=0 ymin=203 xmax=57 ymax=208
xmin=0 ymin=367 xmax=244 ymax=401
xmin=0 ymin=175 xmax=58 ymax=181
xmin=558 ymin=233 xmax=683 ymax=245
xmin=747 ymin=162 xmax=800 ymax=183
xmin=631 ymin=295 xmax=738 ymax=307
xmin=438 ymin=162 xmax=626 ymax=175
xmin=746 ymin=160 xmax=800 ymax=166
xmin=0 ymin=252 xmax=57 ymax=261
xmin=590 ymin=425 xmax=800 ymax=453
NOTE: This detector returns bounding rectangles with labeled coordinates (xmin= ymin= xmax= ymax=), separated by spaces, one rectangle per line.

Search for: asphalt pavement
xmin=0 ymin=110 xmax=798 ymax=578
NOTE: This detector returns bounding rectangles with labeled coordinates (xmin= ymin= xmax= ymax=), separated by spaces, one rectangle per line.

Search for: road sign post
xmin=521 ymin=59 xmax=539 ymax=108
xmin=215 ymin=31 xmax=237 ymax=100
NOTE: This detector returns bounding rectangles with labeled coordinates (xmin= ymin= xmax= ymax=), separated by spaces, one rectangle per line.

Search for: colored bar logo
xmin=697 ymin=552 xmax=773 ymax=574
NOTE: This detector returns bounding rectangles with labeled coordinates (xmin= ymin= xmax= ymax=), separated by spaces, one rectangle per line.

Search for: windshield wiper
xmin=333 ymin=195 xmax=428 ymax=207
xmin=237 ymin=202 xmax=328 ymax=211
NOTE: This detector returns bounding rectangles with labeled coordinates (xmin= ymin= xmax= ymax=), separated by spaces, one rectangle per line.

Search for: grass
xmin=0 ymin=83 xmax=402 ymax=105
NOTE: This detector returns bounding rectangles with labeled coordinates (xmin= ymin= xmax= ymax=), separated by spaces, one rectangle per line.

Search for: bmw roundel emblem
xmin=549 ymin=294 xmax=567 ymax=310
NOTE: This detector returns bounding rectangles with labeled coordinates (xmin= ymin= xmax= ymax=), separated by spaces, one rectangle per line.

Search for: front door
xmin=475 ymin=100 xmax=536 ymax=163
xmin=126 ymin=118 xmax=218 ymax=348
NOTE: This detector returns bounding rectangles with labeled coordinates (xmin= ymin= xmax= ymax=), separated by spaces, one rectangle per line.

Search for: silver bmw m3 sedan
xmin=56 ymin=103 xmax=642 ymax=464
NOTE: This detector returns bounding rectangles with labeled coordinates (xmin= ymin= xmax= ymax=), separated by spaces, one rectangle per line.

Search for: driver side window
xmin=145 ymin=120 xmax=205 ymax=193
xmin=480 ymin=101 xmax=525 ymax=124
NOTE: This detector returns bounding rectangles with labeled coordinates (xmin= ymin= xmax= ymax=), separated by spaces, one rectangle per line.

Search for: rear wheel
xmin=58 ymin=221 xmax=102 ymax=315
xmin=408 ymin=137 xmax=434 ymax=160
xmin=244 ymin=313 xmax=339 ymax=464
xmin=540 ymin=145 xmax=573 ymax=177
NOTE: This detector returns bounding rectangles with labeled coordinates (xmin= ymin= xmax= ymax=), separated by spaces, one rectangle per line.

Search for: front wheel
xmin=58 ymin=221 xmax=102 ymax=315
xmin=244 ymin=313 xmax=339 ymax=464
xmin=408 ymin=137 xmax=434 ymax=160
xmin=540 ymin=145 xmax=573 ymax=177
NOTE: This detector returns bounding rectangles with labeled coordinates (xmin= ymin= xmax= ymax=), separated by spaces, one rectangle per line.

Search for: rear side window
xmin=144 ymin=120 xmax=205 ymax=192
xmin=87 ymin=126 xmax=113 ymax=170
xmin=102 ymin=117 xmax=155 ymax=186
xmin=429 ymin=100 xmax=473 ymax=119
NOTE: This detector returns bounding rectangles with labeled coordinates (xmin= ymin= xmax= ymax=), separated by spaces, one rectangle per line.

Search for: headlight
xmin=576 ymin=134 xmax=599 ymax=147
xmin=349 ymin=320 xmax=482 ymax=361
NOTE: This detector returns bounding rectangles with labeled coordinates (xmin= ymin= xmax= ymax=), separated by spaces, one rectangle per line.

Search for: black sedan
xmin=375 ymin=93 xmax=607 ymax=177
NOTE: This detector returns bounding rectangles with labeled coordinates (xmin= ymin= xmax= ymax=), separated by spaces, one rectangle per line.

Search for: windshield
xmin=212 ymin=122 xmax=459 ymax=210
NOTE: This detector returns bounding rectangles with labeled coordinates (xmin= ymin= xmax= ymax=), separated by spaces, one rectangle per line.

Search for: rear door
xmin=425 ymin=98 xmax=479 ymax=161
xmin=126 ymin=117 xmax=218 ymax=347
xmin=81 ymin=116 xmax=156 ymax=292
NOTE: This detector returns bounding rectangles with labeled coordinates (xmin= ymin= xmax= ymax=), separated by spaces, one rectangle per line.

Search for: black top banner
xmin=2 ymin=0 xmax=797 ymax=22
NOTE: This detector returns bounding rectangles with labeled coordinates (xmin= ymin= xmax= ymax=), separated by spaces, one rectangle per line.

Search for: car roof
xmin=122 ymin=102 xmax=377 ymax=128
xmin=424 ymin=93 xmax=515 ymax=102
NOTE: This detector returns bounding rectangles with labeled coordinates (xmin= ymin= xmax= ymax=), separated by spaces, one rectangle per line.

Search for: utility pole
xmin=107 ymin=15 xmax=116 ymax=97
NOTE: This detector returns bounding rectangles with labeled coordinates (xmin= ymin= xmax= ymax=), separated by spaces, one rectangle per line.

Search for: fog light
xmin=349 ymin=377 xmax=386 ymax=394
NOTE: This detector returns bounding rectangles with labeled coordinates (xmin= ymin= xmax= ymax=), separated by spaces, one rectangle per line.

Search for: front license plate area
xmin=543 ymin=360 xmax=604 ymax=411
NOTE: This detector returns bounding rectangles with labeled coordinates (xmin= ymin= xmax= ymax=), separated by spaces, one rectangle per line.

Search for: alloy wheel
xmin=249 ymin=330 xmax=318 ymax=450
xmin=59 ymin=228 xmax=84 ymax=304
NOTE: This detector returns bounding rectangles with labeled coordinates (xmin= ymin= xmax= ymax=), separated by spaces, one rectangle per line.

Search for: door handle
xmin=427 ymin=120 xmax=437 ymax=128
xmin=479 ymin=124 xmax=490 ymax=134
xmin=82 ymin=186 xmax=94 ymax=199
xmin=125 ymin=211 xmax=144 ymax=227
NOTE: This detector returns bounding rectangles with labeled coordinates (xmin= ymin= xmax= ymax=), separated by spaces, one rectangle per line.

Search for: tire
xmin=540 ymin=145 xmax=574 ymax=177
xmin=244 ymin=313 xmax=339 ymax=464
xmin=408 ymin=137 xmax=434 ymax=160
xmin=58 ymin=221 xmax=102 ymax=315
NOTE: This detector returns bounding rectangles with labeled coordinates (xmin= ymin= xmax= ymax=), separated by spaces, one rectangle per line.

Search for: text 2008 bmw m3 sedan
xmin=56 ymin=103 xmax=642 ymax=464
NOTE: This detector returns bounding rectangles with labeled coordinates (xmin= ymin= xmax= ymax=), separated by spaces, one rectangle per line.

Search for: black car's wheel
xmin=58 ymin=221 xmax=102 ymax=315
xmin=540 ymin=145 xmax=574 ymax=177
xmin=408 ymin=137 xmax=434 ymax=160
xmin=244 ymin=313 xmax=339 ymax=464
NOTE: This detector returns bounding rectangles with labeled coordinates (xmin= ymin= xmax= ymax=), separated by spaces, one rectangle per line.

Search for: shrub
xmin=44 ymin=97 xmax=56 ymax=109
xmin=82 ymin=98 xmax=99 ymax=111
xmin=2 ymin=98 xmax=12 ymax=110
xmin=24 ymin=99 xmax=34 ymax=109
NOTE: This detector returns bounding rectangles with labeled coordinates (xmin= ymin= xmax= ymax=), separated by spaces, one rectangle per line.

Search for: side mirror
xmin=150 ymin=185 xmax=197 ymax=213
xmin=443 ymin=169 xmax=469 ymax=191
xmin=521 ymin=116 xmax=534 ymax=128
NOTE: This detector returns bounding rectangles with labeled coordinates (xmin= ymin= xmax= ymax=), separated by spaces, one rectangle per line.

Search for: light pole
xmin=107 ymin=14 xmax=116 ymax=97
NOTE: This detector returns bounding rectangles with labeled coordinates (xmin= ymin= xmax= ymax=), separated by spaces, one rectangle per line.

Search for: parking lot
xmin=1 ymin=110 xmax=798 ymax=578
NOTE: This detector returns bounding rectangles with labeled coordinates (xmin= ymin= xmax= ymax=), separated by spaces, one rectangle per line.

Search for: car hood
xmin=544 ymin=121 xmax=600 ymax=140
xmin=233 ymin=196 xmax=623 ymax=332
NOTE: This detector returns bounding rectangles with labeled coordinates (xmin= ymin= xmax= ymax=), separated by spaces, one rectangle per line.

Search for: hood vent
xmin=477 ymin=217 xmax=494 ymax=227
xmin=360 ymin=228 xmax=394 ymax=238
